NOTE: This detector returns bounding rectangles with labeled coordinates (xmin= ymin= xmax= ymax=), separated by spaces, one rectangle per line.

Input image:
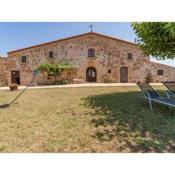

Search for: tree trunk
xmin=54 ymin=75 xmax=57 ymax=84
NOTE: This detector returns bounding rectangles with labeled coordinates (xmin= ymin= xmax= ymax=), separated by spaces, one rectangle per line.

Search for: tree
xmin=144 ymin=70 xmax=152 ymax=83
xmin=36 ymin=63 xmax=61 ymax=83
xmin=132 ymin=22 xmax=175 ymax=60
xmin=36 ymin=62 xmax=73 ymax=84
xmin=48 ymin=64 xmax=61 ymax=83
xmin=36 ymin=63 xmax=52 ymax=74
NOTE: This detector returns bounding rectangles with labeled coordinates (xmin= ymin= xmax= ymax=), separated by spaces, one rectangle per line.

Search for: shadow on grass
xmin=84 ymin=91 xmax=175 ymax=152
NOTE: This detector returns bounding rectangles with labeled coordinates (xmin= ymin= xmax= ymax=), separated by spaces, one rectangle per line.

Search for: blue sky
xmin=0 ymin=22 xmax=174 ymax=67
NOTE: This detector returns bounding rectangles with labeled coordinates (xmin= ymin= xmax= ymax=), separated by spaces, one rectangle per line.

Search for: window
xmin=108 ymin=69 xmax=111 ymax=73
xmin=88 ymin=49 xmax=95 ymax=57
xmin=21 ymin=56 xmax=27 ymax=63
xmin=48 ymin=73 xmax=54 ymax=76
xmin=157 ymin=70 xmax=164 ymax=75
xmin=128 ymin=52 xmax=133 ymax=59
xmin=49 ymin=51 xmax=53 ymax=58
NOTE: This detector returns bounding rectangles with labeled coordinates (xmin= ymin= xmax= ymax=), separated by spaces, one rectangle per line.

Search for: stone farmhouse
xmin=0 ymin=56 xmax=8 ymax=86
xmin=0 ymin=32 xmax=175 ymax=86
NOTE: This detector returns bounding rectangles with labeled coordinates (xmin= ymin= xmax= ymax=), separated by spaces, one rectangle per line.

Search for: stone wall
xmin=6 ymin=32 xmax=175 ymax=85
xmin=0 ymin=57 xmax=7 ymax=86
xmin=133 ymin=61 xmax=175 ymax=83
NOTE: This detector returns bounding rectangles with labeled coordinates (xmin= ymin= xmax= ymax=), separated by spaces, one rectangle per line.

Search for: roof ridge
xmin=8 ymin=32 xmax=137 ymax=54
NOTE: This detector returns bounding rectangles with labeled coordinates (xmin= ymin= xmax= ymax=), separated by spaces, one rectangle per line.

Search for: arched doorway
xmin=86 ymin=67 xmax=97 ymax=82
xmin=120 ymin=67 xmax=128 ymax=83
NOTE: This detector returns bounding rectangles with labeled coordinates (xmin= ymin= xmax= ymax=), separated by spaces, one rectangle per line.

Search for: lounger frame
xmin=162 ymin=82 xmax=175 ymax=98
xmin=138 ymin=83 xmax=175 ymax=111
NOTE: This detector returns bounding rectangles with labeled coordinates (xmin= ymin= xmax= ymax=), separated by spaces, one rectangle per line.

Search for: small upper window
xmin=128 ymin=53 xmax=133 ymax=59
xmin=49 ymin=51 xmax=53 ymax=58
xmin=108 ymin=69 xmax=111 ymax=74
xmin=88 ymin=49 xmax=95 ymax=57
xmin=21 ymin=56 xmax=27 ymax=63
xmin=157 ymin=70 xmax=164 ymax=76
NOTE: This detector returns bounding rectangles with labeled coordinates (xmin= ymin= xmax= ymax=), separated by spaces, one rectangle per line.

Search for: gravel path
xmin=0 ymin=83 xmax=163 ymax=91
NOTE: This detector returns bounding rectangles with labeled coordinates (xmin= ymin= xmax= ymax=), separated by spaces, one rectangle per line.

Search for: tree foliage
xmin=36 ymin=62 xmax=73 ymax=83
xmin=132 ymin=22 xmax=175 ymax=60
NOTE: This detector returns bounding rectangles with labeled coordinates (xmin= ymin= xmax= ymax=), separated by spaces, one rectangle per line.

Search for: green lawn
xmin=0 ymin=86 xmax=175 ymax=152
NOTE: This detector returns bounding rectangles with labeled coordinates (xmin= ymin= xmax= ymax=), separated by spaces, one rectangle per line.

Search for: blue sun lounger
xmin=137 ymin=83 xmax=175 ymax=111
xmin=162 ymin=82 xmax=175 ymax=98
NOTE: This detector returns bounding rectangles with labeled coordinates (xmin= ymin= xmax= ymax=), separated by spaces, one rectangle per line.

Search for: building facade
xmin=0 ymin=57 xmax=7 ymax=86
xmin=1 ymin=32 xmax=175 ymax=85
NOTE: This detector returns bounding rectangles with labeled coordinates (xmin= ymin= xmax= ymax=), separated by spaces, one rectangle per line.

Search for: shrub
xmin=144 ymin=71 xmax=152 ymax=83
xmin=103 ymin=75 xmax=115 ymax=83
xmin=9 ymin=83 xmax=18 ymax=91
xmin=56 ymin=79 xmax=71 ymax=85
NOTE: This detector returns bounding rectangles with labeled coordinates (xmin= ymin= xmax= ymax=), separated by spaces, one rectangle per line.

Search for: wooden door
xmin=86 ymin=67 xmax=97 ymax=82
xmin=120 ymin=67 xmax=128 ymax=83
xmin=11 ymin=71 xmax=20 ymax=85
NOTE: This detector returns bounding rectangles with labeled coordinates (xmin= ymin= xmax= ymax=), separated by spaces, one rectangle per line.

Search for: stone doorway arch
xmin=86 ymin=67 xmax=97 ymax=82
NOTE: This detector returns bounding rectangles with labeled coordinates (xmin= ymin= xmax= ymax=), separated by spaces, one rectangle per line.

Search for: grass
xmin=0 ymin=85 xmax=175 ymax=152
